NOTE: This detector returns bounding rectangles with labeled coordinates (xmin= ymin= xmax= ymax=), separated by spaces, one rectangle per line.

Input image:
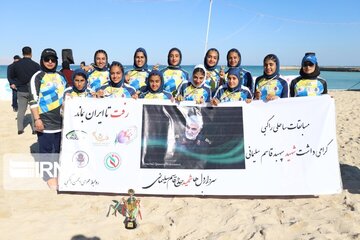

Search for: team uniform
xmin=176 ymin=64 xmax=211 ymax=103
xmin=161 ymin=47 xmax=189 ymax=95
xmin=126 ymin=69 xmax=150 ymax=91
xmin=213 ymin=85 xmax=252 ymax=103
xmin=213 ymin=68 xmax=252 ymax=103
xmin=177 ymin=81 xmax=211 ymax=102
xmin=290 ymin=77 xmax=327 ymax=97
xmin=100 ymin=83 xmax=136 ymax=98
xmin=254 ymin=54 xmax=288 ymax=100
xmin=254 ymin=77 xmax=288 ymax=100
xmin=205 ymin=69 xmax=221 ymax=92
xmin=87 ymin=67 xmax=110 ymax=92
xmin=224 ymin=68 xmax=254 ymax=94
xmin=63 ymin=87 xmax=93 ymax=98
xmin=63 ymin=69 xmax=94 ymax=99
xmin=30 ymin=48 xmax=67 ymax=182
xmin=30 ymin=71 xmax=67 ymax=132
xmin=139 ymin=91 xmax=172 ymax=100
xmin=139 ymin=70 xmax=173 ymax=100
xmin=161 ymin=67 xmax=189 ymax=94
xmin=290 ymin=53 xmax=328 ymax=97
xmin=223 ymin=48 xmax=254 ymax=94
xmin=204 ymin=48 xmax=221 ymax=93
xmin=125 ymin=47 xmax=151 ymax=91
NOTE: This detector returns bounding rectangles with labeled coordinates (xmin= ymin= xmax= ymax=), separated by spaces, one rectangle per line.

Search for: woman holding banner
xmin=290 ymin=53 xmax=328 ymax=97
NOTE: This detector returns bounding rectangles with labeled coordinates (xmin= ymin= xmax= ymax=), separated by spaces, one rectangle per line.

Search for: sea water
xmin=1 ymin=65 xmax=360 ymax=90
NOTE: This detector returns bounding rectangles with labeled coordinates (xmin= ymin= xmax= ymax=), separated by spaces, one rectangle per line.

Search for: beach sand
xmin=0 ymin=91 xmax=359 ymax=240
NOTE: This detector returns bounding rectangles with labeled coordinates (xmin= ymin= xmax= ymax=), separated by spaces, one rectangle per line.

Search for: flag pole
xmin=204 ymin=0 xmax=213 ymax=55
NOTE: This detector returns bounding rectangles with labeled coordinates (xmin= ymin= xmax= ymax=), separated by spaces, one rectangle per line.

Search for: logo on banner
xmin=66 ymin=130 xmax=88 ymax=140
xmin=92 ymin=131 xmax=111 ymax=145
xmin=115 ymin=126 xmax=138 ymax=145
xmin=104 ymin=152 xmax=121 ymax=170
xmin=72 ymin=151 xmax=89 ymax=168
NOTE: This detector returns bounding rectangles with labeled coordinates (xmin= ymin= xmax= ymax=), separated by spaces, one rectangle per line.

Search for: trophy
xmin=122 ymin=189 xmax=142 ymax=229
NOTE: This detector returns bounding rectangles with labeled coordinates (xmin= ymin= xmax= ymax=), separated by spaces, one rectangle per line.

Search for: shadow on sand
xmin=71 ymin=235 xmax=100 ymax=240
xmin=340 ymin=163 xmax=360 ymax=194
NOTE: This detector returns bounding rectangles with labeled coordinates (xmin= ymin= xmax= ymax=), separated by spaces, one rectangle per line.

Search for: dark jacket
xmin=7 ymin=62 xmax=16 ymax=85
xmin=10 ymin=57 xmax=40 ymax=92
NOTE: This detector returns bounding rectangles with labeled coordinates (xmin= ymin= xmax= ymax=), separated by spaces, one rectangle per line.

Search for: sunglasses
xmin=74 ymin=79 xmax=86 ymax=83
xmin=303 ymin=62 xmax=315 ymax=67
xmin=44 ymin=56 xmax=57 ymax=63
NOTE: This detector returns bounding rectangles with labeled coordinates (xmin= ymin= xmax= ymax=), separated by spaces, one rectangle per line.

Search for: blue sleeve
xmin=280 ymin=78 xmax=289 ymax=98
xmin=138 ymin=91 xmax=146 ymax=99
xmin=183 ymin=70 xmax=189 ymax=80
xmin=160 ymin=67 xmax=167 ymax=75
xmin=99 ymin=83 xmax=109 ymax=91
xmin=246 ymin=90 xmax=252 ymax=99
xmin=289 ymin=77 xmax=300 ymax=97
xmin=213 ymin=87 xmax=223 ymax=100
xmin=165 ymin=92 xmax=173 ymax=99
xmin=125 ymin=85 xmax=136 ymax=96
xmin=244 ymin=71 xmax=254 ymax=93
xmin=253 ymin=76 xmax=261 ymax=99
xmin=7 ymin=65 xmax=13 ymax=84
xmin=87 ymin=69 xmax=95 ymax=78
xmin=176 ymin=81 xmax=187 ymax=97
xmin=205 ymin=87 xmax=211 ymax=102
xmin=319 ymin=78 xmax=328 ymax=94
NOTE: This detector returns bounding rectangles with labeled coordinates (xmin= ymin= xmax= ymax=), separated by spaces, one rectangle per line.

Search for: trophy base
xmin=124 ymin=219 xmax=137 ymax=229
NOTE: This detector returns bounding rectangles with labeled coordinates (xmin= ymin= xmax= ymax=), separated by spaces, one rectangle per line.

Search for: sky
xmin=1 ymin=0 xmax=360 ymax=66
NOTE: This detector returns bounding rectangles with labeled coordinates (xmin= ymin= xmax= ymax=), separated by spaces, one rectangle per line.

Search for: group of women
xmin=28 ymin=47 xmax=328 ymax=189
xmin=64 ymin=47 xmax=327 ymax=105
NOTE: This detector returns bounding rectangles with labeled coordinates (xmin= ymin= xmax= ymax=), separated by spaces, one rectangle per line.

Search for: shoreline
xmin=281 ymin=66 xmax=360 ymax=72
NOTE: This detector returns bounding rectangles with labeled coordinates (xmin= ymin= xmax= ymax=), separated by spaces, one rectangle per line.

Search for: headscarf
xmin=167 ymin=47 xmax=182 ymax=69
xmin=93 ymin=49 xmax=109 ymax=71
xmin=40 ymin=48 xmax=58 ymax=73
xmin=226 ymin=68 xmax=242 ymax=92
xmin=204 ymin=48 xmax=220 ymax=71
xmin=145 ymin=70 xmax=164 ymax=93
xmin=226 ymin=48 xmax=241 ymax=68
xmin=299 ymin=53 xmax=320 ymax=79
xmin=109 ymin=61 xmax=125 ymax=88
xmin=191 ymin=64 xmax=207 ymax=88
xmin=133 ymin=47 xmax=148 ymax=70
xmin=71 ymin=68 xmax=88 ymax=93
xmin=262 ymin=54 xmax=280 ymax=79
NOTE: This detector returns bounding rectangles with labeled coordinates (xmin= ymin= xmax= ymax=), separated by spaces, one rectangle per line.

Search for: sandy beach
xmin=0 ymin=90 xmax=359 ymax=240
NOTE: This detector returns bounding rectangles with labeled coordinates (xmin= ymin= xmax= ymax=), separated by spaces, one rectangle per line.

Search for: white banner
xmin=58 ymin=96 xmax=342 ymax=195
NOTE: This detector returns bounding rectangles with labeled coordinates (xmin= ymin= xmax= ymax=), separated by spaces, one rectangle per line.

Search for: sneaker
xmin=18 ymin=130 xmax=24 ymax=135
xmin=13 ymin=108 xmax=18 ymax=112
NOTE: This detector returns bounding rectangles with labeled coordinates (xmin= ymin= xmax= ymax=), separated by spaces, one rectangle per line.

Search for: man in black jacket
xmin=10 ymin=46 xmax=40 ymax=135
xmin=7 ymin=55 xmax=21 ymax=112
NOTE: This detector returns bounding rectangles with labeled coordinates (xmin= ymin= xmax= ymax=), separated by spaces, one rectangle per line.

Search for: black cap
xmin=13 ymin=55 xmax=21 ymax=60
xmin=41 ymin=48 xmax=58 ymax=59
